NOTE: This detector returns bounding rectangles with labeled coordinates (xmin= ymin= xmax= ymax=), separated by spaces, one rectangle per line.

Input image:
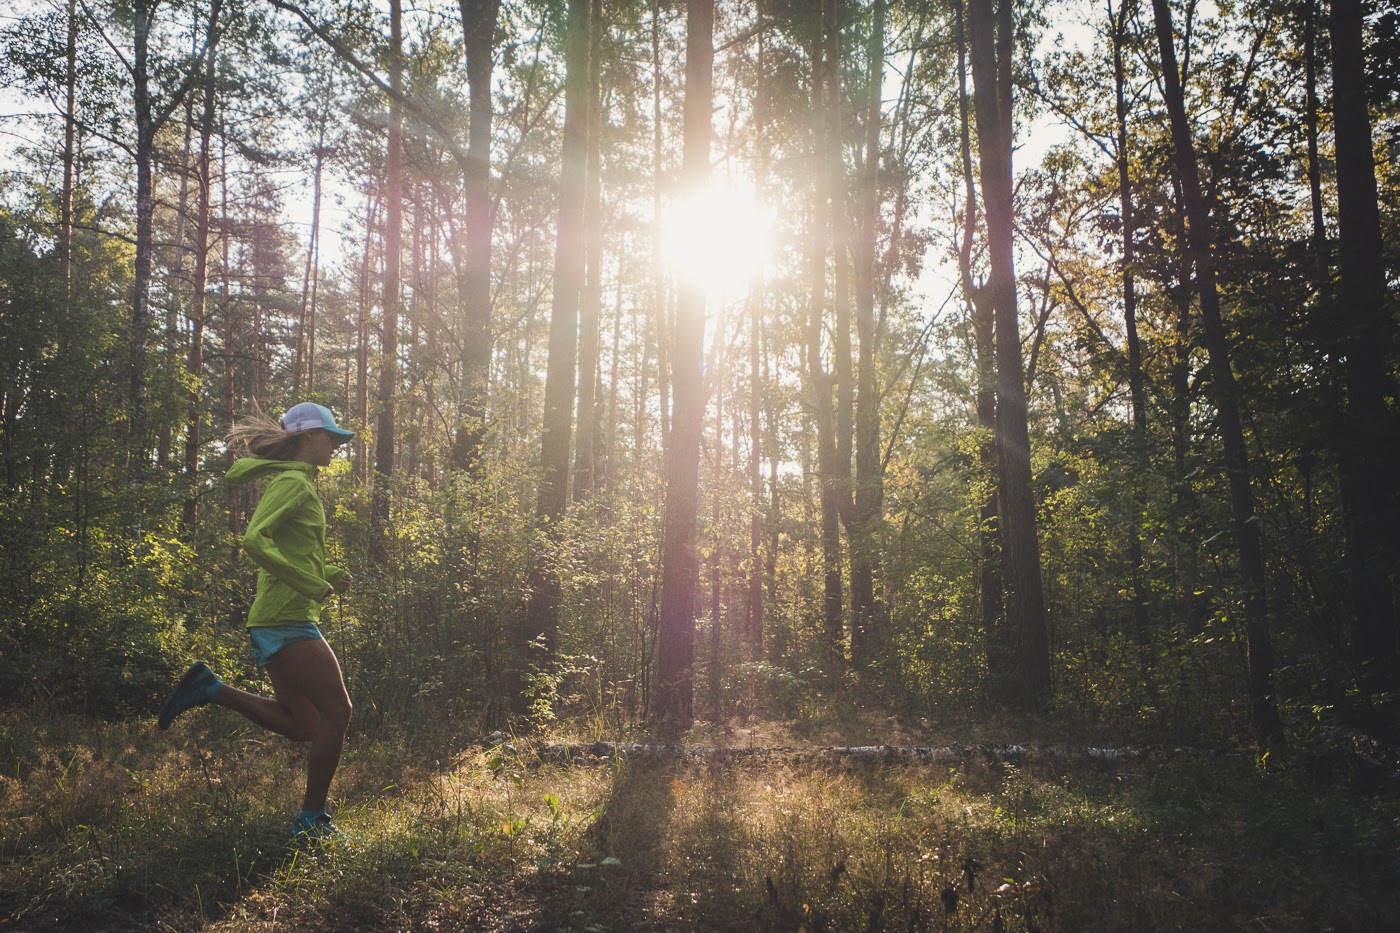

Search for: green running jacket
xmin=227 ymin=458 xmax=348 ymax=628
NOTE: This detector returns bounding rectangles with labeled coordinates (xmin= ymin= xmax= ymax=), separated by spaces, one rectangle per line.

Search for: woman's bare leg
xmin=264 ymin=637 xmax=353 ymax=813
xmin=213 ymin=683 xmax=321 ymax=740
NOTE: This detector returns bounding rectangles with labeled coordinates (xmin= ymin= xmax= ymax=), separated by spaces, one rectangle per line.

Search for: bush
xmin=20 ymin=600 xmax=182 ymax=719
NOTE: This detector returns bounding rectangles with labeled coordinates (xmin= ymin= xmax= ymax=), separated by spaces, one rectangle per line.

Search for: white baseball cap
xmin=282 ymin=402 xmax=356 ymax=443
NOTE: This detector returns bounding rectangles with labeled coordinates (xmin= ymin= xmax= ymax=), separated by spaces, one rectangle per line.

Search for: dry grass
xmin=2 ymin=707 xmax=1396 ymax=931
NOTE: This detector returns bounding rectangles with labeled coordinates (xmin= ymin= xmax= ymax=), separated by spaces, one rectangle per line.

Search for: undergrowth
xmin=1 ymin=707 xmax=1396 ymax=931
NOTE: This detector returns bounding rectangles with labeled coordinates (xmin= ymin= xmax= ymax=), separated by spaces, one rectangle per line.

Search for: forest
xmin=1 ymin=0 xmax=1398 ymax=928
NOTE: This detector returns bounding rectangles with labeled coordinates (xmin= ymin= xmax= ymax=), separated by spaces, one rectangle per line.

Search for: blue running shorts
xmin=249 ymin=622 xmax=324 ymax=669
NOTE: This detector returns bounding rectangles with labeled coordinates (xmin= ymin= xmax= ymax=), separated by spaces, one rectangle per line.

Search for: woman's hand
xmin=335 ymin=572 xmax=354 ymax=594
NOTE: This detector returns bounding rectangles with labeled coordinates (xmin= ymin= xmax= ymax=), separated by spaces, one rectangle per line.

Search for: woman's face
xmin=296 ymin=429 xmax=338 ymax=467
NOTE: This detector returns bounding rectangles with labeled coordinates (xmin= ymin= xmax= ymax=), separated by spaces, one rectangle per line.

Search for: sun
xmin=660 ymin=179 xmax=774 ymax=296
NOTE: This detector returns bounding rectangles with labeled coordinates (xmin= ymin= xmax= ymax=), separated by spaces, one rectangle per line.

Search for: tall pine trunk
xmin=182 ymin=39 xmax=218 ymax=534
xmin=450 ymin=0 xmax=502 ymax=477
xmin=1329 ymin=0 xmax=1397 ymax=692
xmin=370 ymin=0 xmax=405 ymax=567
xmin=655 ymin=0 xmax=714 ymax=731
xmin=1150 ymin=0 xmax=1282 ymax=741
xmin=969 ymin=0 xmax=1051 ymax=707
xmin=848 ymin=0 xmax=885 ymax=674
xmin=1111 ymin=0 xmax=1151 ymax=649
xmin=294 ymin=88 xmax=330 ymax=397
xmin=954 ymin=0 xmax=1007 ymax=696
xmin=60 ymin=0 xmax=77 ymax=304
xmin=574 ymin=0 xmax=605 ymax=503
xmin=524 ymin=0 xmax=591 ymax=669
xmin=807 ymin=0 xmax=845 ymax=679
xmin=129 ymin=0 xmax=219 ymax=461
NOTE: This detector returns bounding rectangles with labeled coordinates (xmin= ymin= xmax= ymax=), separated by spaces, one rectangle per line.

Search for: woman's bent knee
xmin=322 ymin=698 xmax=352 ymax=732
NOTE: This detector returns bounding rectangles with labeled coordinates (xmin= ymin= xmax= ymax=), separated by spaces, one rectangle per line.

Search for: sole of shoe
xmin=158 ymin=662 xmax=210 ymax=730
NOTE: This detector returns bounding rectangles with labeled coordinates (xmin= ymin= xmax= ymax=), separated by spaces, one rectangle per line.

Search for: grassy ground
xmin=1 ymin=706 xmax=1396 ymax=931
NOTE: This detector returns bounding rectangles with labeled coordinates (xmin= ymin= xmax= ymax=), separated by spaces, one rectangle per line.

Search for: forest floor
xmin=1 ymin=705 xmax=1397 ymax=932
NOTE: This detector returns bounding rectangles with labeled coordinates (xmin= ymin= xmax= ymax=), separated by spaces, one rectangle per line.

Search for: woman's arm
xmin=242 ymin=476 xmax=333 ymax=599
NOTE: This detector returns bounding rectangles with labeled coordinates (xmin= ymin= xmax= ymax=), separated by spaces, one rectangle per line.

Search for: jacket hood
xmin=226 ymin=458 xmax=316 ymax=486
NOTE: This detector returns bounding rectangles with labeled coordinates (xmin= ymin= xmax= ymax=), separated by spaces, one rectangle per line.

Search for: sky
xmin=0 ymin=0 xmax=1096 ymax=313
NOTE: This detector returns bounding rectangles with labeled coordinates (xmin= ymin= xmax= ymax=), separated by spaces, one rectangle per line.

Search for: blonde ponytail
xmin=227 ymin=403 xmax=308 ymax=461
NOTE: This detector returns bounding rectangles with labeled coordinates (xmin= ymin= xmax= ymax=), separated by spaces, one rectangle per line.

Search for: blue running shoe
xmin=158 ymin=661 xmax=219 ymax=730
xmin=291 ymin=810 xmax=341 ymax=841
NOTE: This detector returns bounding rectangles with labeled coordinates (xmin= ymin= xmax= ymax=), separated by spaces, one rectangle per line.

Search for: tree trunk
xmin=131 ymin=0 xmax=156 ymax=457
xmin=1329 ymin=0 xmax=1398 ymax=692
xmin=954 ymin=0 xmax=1008 ymax=696
xmin=746 ymin=11 xmax=770 ymax=660
xmin=748 ymin=280 xmax=766 ymax=658
xmin=651 ymin=0 xmax=671 ymax=452
xmin=1150 ymin=0 xmax=1282 ymax=741
xmin=129 ymin=0 xmax=218 ymax=460
xmin=655 ymin=0 xmax=714 ymax=731
xmin=574 ymin=0 xmax=605 ymax=503
xmin=370 ymin=0 xmax=405 ymax=567
xmin=848 ymin=0 xmax=885 ymax=674
xmin=524 ymin=0 xmax=591 ymax=664
xmin=1112 ymin=0 xmax=1151 ymax=650
xmin=356 ymin=194 xmax=376 ymax=485
xmin=969 ymin=0 xmax=1051 ymax=707
xmin=708 ymin=310 xmax=726 ymax=717
xmin=449 ymin=0 xmax=502 ymax=477
xmin=1301 ymin=0 xmax=1328 ymax=282
xmin=182 ymin=39 xmax=218 ymax=534
xmin=60 ymin=0 xmax=77 ymax=299
xmin=294 ymin=95 xmax=329 ymax=396
xmin=806 ymin=0 xmax=845 ymax=679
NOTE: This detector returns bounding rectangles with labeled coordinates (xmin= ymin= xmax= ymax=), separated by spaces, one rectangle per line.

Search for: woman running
xmin=158 ymin=402 xmax=356 ymax=839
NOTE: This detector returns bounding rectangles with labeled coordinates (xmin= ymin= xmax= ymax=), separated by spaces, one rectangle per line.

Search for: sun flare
xmin=660 ymin=181 xmax=774 ymax=295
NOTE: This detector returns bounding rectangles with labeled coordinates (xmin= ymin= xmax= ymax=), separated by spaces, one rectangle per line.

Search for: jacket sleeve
xmin=242 ymin=476 xmax=331 ymax=600
xmin=325 ymin=564 xmax=348 ymax=589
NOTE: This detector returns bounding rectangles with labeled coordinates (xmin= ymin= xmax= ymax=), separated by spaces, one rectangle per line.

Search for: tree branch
xmin=265 ymin=0 xmax=474 ymax=173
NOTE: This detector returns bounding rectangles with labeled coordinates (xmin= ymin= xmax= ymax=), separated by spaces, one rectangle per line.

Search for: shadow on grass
xmin=513 ymin=759 xmax=679 ymax=931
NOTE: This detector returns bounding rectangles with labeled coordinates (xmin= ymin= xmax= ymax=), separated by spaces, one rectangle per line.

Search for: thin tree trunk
xmin=655 ymin=0 xmax=714 ymax=731
xmin=450 ymin=0 xmax=502 ymax=477
xmin=709 ymin=309 xmax=725 ymax=717
xmin=295 ymin=99 xmax=329 ymax=396
xmin=525 ymin=0 xmax=591 ymax=665
xmin=1112 ymin=0 xmax=1151 ymax=650
xmin=1150 ymin=0 xmax=1282 ymax=741
xmin=1301 ymin=0 xmax=1328 ymax=282
xmin=765 ymin=321 xmax=782 ymax=664
xmin=807 ymin=0 xmax=844 ymax=679
xmin=848 ymin=0 xmax=885 ymax=674
xmin=970 ymin=0 xmax=1051 ymax=707
xmin=160 ymin=78 xmax=196 ymax=473
xmin=746 ymin=9 xmax=770 ymax=660
xmin=356 ymin=193 xmax=376 ymax=485
xmin=1329 ymin=0 xmax=1398 ymax=693
xmin=574 ymin=0 xmax=605 ymax=503
xmin=370 ymin=0 xmax=405 ymax=567
xmin=60 ymin=0 xmax=77 ymax=301
xmin=129 ymin=0 xmax=218 ymax=459
xmin=220 ymin=126 xmax=240 ymax=538
xmin=182 ymin=40 xmax=218 ymax=534
xmin=651 ymin=0 xmax=671 ymax=451
xmin=131 ymin=0 xmax=156 ymax=457
xmin=600 ymin=280 xmax=622 ymax=493
xmin=748 ymin=280 xmax=766 ymax=658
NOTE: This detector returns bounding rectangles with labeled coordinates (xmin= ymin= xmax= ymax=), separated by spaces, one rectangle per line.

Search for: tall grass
xmin=2 ymin=708 xmax=1395 ymax=931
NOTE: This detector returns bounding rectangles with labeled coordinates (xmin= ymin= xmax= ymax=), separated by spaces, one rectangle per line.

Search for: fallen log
xmin=471 ymin=737 xmax=1175 ymax=766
